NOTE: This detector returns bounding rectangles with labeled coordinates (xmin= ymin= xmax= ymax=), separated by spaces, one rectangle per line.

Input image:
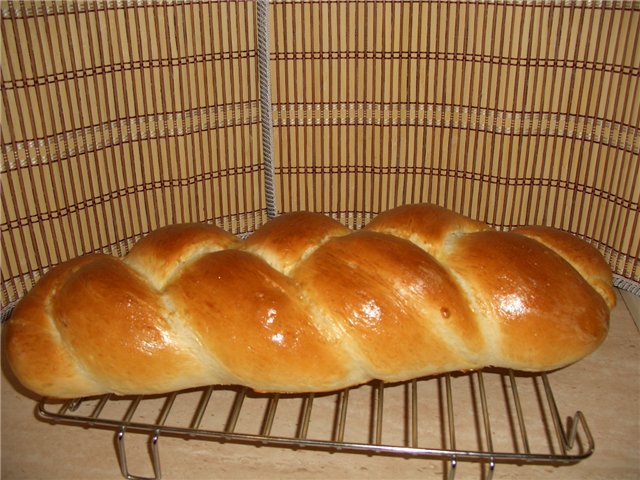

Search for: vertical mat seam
xmin=257 ymin=0 xmax=277 ymax=220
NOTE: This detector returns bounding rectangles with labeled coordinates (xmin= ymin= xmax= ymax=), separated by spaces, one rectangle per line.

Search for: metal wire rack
xmin=37 ymin=368 xmax=593 ymax=480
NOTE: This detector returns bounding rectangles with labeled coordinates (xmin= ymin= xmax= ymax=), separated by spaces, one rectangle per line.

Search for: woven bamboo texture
xmin=1 ymin=0 xmax=639 ymax=313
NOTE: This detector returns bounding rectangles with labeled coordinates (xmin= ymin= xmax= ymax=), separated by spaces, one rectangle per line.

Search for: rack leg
xmin=116 ymin=427 xmax=162 ymax=480
xmin=484 ymin=459 xmax=495 ymax=480
xmin=446 ymin=457 xmax=457 ymax=480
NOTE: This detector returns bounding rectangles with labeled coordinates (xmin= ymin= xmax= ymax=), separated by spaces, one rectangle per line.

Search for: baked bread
xmin=4 ymin=204 xmax=615 ymax=399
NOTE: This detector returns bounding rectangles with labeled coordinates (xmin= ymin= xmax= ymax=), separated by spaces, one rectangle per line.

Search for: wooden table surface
xmin=2 ymin=289 xmax=639 ymax=480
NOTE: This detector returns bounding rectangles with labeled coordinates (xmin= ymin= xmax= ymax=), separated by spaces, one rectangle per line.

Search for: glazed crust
xmin=4 ymin=204 xmax=615 ymax=398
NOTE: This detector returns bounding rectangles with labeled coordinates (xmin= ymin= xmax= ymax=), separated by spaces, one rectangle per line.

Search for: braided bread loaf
xmin=4 ymin=204 xmax=615 ymax=399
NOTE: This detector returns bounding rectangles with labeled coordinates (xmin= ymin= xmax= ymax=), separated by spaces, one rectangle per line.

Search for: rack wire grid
xmin=37 ymin=368 xmax=593 ymax=480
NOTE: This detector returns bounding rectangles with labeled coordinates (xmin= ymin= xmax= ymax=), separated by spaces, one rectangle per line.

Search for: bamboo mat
xmin=1 ymin=0 xmax=639 ymax=311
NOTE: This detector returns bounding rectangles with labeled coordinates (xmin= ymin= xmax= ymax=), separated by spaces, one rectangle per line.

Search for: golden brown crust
xmin=243 ymin=211 xmax=350 ymax=273
xmin=49 ymin=255 xmax=212 ymax=395
xmin=293 ymin=231 xmax=485 ymax=379
xmin=513 ymin=226 xmax=616 ymax=310
xmin=445 ymin=231 xmax=610 ymax=370
xmin=4 ymin=204 xmax=615 ymax=398
xmin=167 ymin=249 xmax=354 ymax=392
xmin=125 ymin=223 xmax=240 ymax=289
xmin=4 ymin=256 xmax=104 ymax=398
xmin=365 ymin=203 xmax=490 ymax=255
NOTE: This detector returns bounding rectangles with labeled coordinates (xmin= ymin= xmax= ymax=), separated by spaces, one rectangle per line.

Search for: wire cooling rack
xmin=37 ymin=369 xmax=593 ymax=480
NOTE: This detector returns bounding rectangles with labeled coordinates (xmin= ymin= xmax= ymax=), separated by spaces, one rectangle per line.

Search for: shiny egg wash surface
xmin=294 ymin=230 xmax=484 ymax=379
xmin=50 ymin=255 xmax=206 ymax=393
xmin=166 ymin=249 xmax=350 ymax=391
xmin=446 ymin=231 xmax=609 ymax=368
xmin=4 ymin=203 xmax=615 ymax=399
xmin=5 ymin=255 xmax=107 ymax=397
